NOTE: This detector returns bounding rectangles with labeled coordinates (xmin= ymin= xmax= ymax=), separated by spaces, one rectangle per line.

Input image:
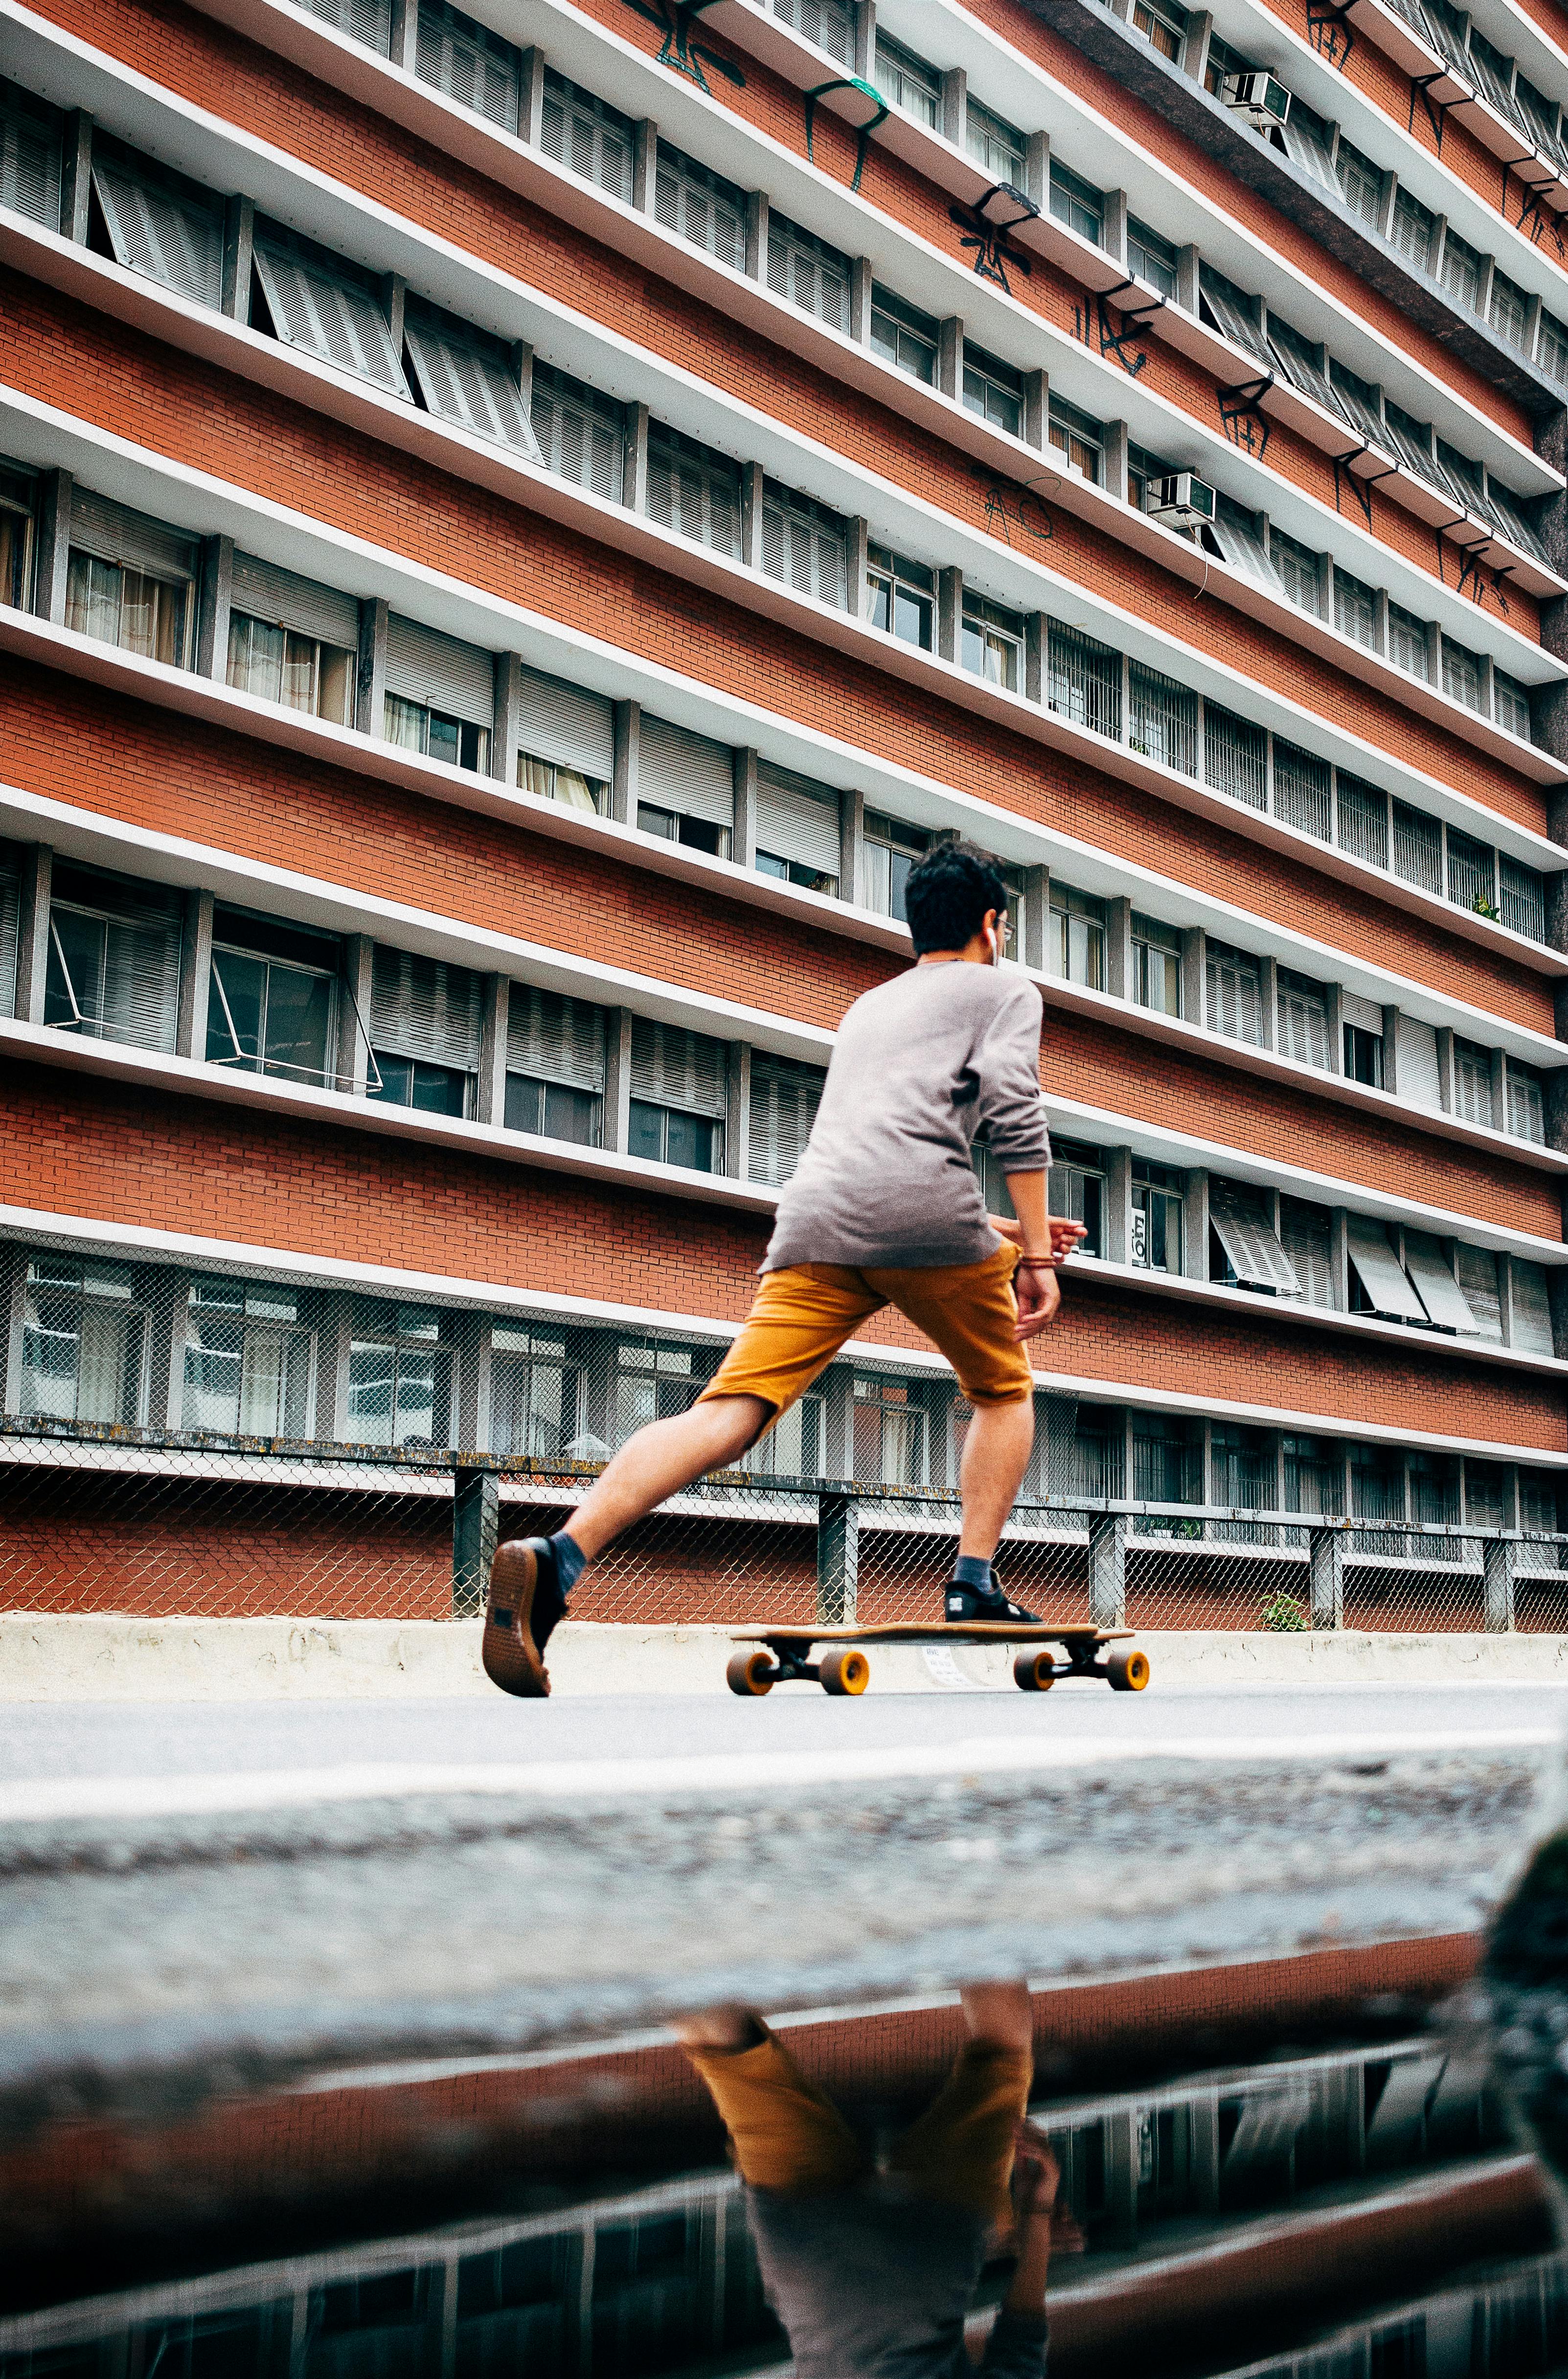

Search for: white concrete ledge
xmin=3 ymin=1614 xmax=1567 ymax=1698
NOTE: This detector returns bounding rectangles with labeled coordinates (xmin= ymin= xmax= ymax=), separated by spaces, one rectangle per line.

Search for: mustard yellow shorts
xmin=698 ymin=1242 xmax=1035 ymax=1420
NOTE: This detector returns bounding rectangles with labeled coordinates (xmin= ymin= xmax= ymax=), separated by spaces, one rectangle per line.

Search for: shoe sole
xmin=482 ymin=1540 xmax=552 ymax=1698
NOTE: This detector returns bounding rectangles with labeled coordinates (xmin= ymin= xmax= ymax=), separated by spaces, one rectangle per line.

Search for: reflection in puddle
xmin=0 ymin=1940 xmax=1559 ymax=2379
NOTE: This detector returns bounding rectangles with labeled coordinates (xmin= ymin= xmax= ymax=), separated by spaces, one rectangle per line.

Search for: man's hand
xmin=991 ymin=1215 xmax=1089 ymax=1265
xmin=1012 ymin=1259 xmax=1060 ymax=1342
xmin=1000 ymin=2123 xmax=1084 ymax=2319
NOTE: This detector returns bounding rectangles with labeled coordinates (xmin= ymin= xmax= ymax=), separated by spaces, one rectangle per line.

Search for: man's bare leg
xmin=566 ymin=1395 xmax=772 ymax=1560
xmin=956 ymin=1396 xmax=1035 ymax=1561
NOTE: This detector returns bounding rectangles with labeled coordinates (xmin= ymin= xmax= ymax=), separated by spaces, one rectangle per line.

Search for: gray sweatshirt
xmin=746 ymin=2182 xmax=1049 ymax=2379
xmin=765 ymin=962 xmax=1050 ymax=1273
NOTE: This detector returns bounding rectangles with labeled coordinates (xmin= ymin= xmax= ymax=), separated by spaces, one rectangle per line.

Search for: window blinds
xmin=1336 ymin=775 xmax=1389 ymax=869
xmin=540 ymin=71 xmax=635 ymax=202
xmin=1511 ymin=1260 xmax=1556 ymax=1357
xmin=1204 ymin=705 xmax=1267 ymax=810
xmin=761 ymin=484 xmax=848 ymax=607
xmin=639 ymin=716 xmax=735 ymax=829
xmin=231 ymin=552 xmax=359 ymax=651
xmin=1403 ymin=1231 xmax=1478 ymax=1333
xmin=297 ymin=0 xmax=393 ymax=49
xmin=1345 ymin=1217 xmax=1426 ymax=1320
xmin=1210 ymin=1190 xmax=1302 ymax=1295
xmin=1455 ymin=1244 xmax=1502 ymax=1340
xmin=629 ymin=1019 xmax=728 ymax=1115
xmin=748 ymin=1052 xmax=825 ymax=1185
xmin=1128 ymin=660 xmax=1198 ymax=776
xmin=756 ymin=766 xmax=841 ymax=874
xmin=1508 ymin=1064 xmax=1545 ymax=1144
xmin=766 ymin=214 xmax=853 ymax=331
xmin=772 ymin=0 xmax=856 ymax=65
xmin=1272 ymin=739 xmax=1331 ymax=841
xmin=1275 ymin=969 xmax=1330 ymax=1070
xmin=514 ymin=664 xmax=614 ymax=778
xmin=49 ymin=866 xmax=183 ymax=1052
xmin=404 ymin=316 xmax=541 ymax=459
xmin=653 ymin=146 xmax=746 ymax=271
xmin=1198 ymin=266 xmax=1271 ymax=363
xmin=370 ymin=946 xmax=484 ymax=1070
xmin=1452 ymin=1038 xmax=1494 ymax=1127
xmin=1391 ymin=801 xmax=1442 ymax=894
xmin=1205 ymin=941 xmax=1264 ymax=1045
xmin=385 ymin=616 xmax=494 ymax=725
xmin=253 ymin=237 xmax=409 ymax=397
xmin=68 ymin=490 xmax=197 ymax=582
xmin=506 ymin=984 xmax=606 ymax=1090
xmin=1279 ymin=1197 xmax=1334 ymax=1309
xmin=646 ymin=427 xmax=744 ymax=560
xmin=1396 ymin=1015 xmax=1442 ymax=1109
xmin=0 ymin=843 xmax=20 ymax=1019
xmin=1 ymin=79 xmax=61 ymax=228
xmin=530 ymin=365 xmax=624 ymax=502
xmin=91 ymin=157 xmax=224 ymax=311
xmin=414 ymin=0 xmax=520 ymax=129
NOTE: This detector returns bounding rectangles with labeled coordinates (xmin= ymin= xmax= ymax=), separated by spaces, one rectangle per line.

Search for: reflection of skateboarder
xmin=677 ymin=1981 xmax=1082 ymax=2377
xmin=485 ymin=841 xmax=1082 ymax=1697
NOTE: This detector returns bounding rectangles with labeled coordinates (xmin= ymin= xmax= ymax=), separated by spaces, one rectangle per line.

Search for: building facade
xmin=3 ymin=0 xmax=1568 ymax=1605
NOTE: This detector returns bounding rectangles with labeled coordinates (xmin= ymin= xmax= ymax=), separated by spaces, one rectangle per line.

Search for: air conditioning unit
xmin=1222 ymin=69 xmax=1291 ymax=129
xmin=1144 ymin=472 xmax=1217 ymax=529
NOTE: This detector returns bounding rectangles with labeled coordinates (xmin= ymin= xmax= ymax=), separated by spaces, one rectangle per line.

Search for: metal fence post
xmin=453 ymin=1464 xmax=499 ymax=1618
xmin=1484 ymin=1535 xmax=1518 ymax=1634
xmin=1089 ymin=1510 xmax=1127 ymax=1627
xmin=1309 ymin=1524 xmax=1344 ymax=1630
xmin=817 ymin=1491 xmax=859 ymax=1624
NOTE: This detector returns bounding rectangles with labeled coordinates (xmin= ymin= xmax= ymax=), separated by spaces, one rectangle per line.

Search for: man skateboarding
xmin=484 ymin=838 xmax=1079 ymax=1697
xmin=676 ymin=1980 xmax=1080 ymax=2377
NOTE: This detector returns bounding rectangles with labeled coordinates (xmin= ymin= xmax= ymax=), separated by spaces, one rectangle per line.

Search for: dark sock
xmin=952 ymin=1554 xmax=995 ymax=1596
xmin=549 ymin=1529 xmax=587 ymax=1597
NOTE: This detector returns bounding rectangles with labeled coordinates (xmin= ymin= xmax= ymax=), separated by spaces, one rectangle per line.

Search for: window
xmin=1273 ymin=738 xmax=1331 ymax=841
xmin=1051 ymin=883 xmax=1106 ymax=988
xmin=1337 ymin=774 xmax=1389 ymax=869
xmin=367 ymin=947 xmax=482 ymax=1118
xmin=385 ymin=692 xmax=489 ymax=771
xmin=66 ymin=492 xmax=196 ymax=669
xmin=1333 ymin=567 xmax=1380 ymax=650
xmin=1490 ymin=269 xmax=1531 ymax=350
xmin=518 ymin=752 xmax=605 ymax=814
xmin=863 ymin=811 xmax=930 ymax=920
xmin=1050 ymin=161 xmax=1104 ymax=245
xmin=628 ymin=1100 xmax=718 ymax=1169
xmin=762 ymin=481 xmax=849 ymax=608
xmin=1284 ymin=1433 xmax=1342 ymax=1513
xmin=1128 ymin=441 xmax=1176 ymax=515
xmin=971 ymin=1132 xmax=1017 ymax=1219
xmin=1494 ymin=671 xmax=1533 ymax=742
xmin=1384 ymin=400 xmax=1440 ymax=485
xmin=1205 ymin=940 xmax=1264 ymax=1045
xmin=1132 ymin=1160 xmax=1183 ymax=1273
xmin=1134 ymin=1415 xmax=1201 ymax=1509
xmin=961 ymin=594 xmax=1023 ymax=690
xmin=371 ymin=1051 xmax=468 ymax=1112
xmin=183 ymin=1276 xmax=313 ymax=1438
xmin=541 ymin=69 xmax=635 ymax=202
xmin=1437 ymin=438 xmax=1483 ymax=507
xmin=1350 ymin=1443 xmax=1404 ymax=1521
xmin=749 ymin=1389 xmax=824 ymax=1479
xmin=20 ymin=1255 xmax=145 ymax=1425
xmin=383 ymin=616 xmax=493 ymax=774
xmin=490 ymin=1325 xmax=584 ymax=1460
xmin=1500 ymin=856 xmax=1546 ymax=942
xmin=530 ymin=362 xmax=625 ymax=504
xmin=251 ymin=226 xmax=408 ymax=397
xmin=1049 ymin=1138 xmax=1106 ymax=1258
xmin=614 ymin=1341 xmax=700 ymax=1443
xmin=767 ymin=212 xmax=852 ymax=334
xmin=227 ymin=554 xmax=357 ymax=725
xmin=638 ymin=715 xmax=734 ymax=856
xmin=773 ymin=0 xmax=855 ymax=66
xmin=44 ymin=863 xmax=182 ymax=1052
xmin=1441 ymin=637 xmax=1485 ymax=712
xmin=646 ymin=423 xmax=743 ymax=561
xmin=297 ymin=0 xmax=393 ymax=47
xmin=870 ymin=287 xmax=939 ymax=383
xmin=1328 ymin=358 xmax=1386 ymax=447
xmin=1204 ymin=34 xmax=1250 ymax=96
xmin=1129 ymin=659 xmax=1198 ymax=775
xmin=1277 ymin=968 xmax=1331 ymax=1070
xmin=1540 ymin=311 xmax=1568 ymax=389
xmin=875 ymin=33 xmax=941 ymax=128
xmin=1204 ymin=702 xmax=1267 ymax=809
xmin=867 ymin=545 xmax=934 ymax=648
xmin=654 ymin=144 xmax=746 ymax=271
xmin=966 ymin=99 xmax=1026 ymax=182
xmin=415 ymin=0 xmax=518 ymax=128
xmin=1392 ymin=800 xmax=1441 ymax=894
xmin=87 ymin=137 xmax=224 ymax=311
xmin=1133 ymin=913 xmax=1182 ymax=1013
xmin=1390 ymin=186 xmax=1437 ymax=270
xmin=1280 ymin=1198 xmax=1335 ymax=1309
xmin=1344 ymin=1022 xmax=1384 ymax=1085
xmin=628 ymin=1018 xmax=727 ymax=1171
xmin=749 ymin=1050 xmax=825 ymax=1185
xmin=1388 ymin=603 xmax=1431 ymax=681
xmin=962 ymin=342 xmax=1024 ymax=436
xmin=853 ymin=1376 xmax=928 ymax=1486
xmin=347 ymin=1301 xmax=452 ymax=1449
xmin=0 ymin=458 xmax=35 ymax=611
xmin=1452 ymin=1036 xmax=1494 ymax=1126
xmin=1128 ymin=217 xmax=1179 ymax=297
xmin=1508 ymin=1061 xmax=1545 ymax=1144
xmin=1131 ymin=0 xmax=1186 ymax=59
xmin=1198 ymin=262 xmax=1269 ymax=362
xmin=1047 ymin=396 xmax=1103 ymax=482
xmin=1440 ymin=228 xmax=1483 ymax=310
xmin=1335 ymin=138 xmax=1384 ymax=228
xmin=207 ymin=909 xmax=338 ymax=1087
xmin=1271 ymin=530 xmax=1321 ymax=617
xmin=1447 ymin=824 xmax=1496 ymax=915
xmin=0 ymin=74 xmax=62 ymax=231
xmin=404 ymin=302 xmax=541 ymax=461
xmin=1047 ymin=621 xmax=1120 ymax=738
xmin=756 ymin=764 xmax=840 ymax=894
xmin=1210 ymin=1185 xmax=1301 ymax=1295
xmin=505 ymin=984 xmax=605 ymax=1146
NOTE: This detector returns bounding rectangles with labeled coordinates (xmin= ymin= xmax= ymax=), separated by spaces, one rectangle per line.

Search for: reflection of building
xmin=0 ymin=2033 xmax=1527 ymax=2379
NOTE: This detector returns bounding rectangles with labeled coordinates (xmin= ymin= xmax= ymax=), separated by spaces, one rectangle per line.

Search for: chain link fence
xmin=3 ymin=1419 xmax=1565 ymax=1632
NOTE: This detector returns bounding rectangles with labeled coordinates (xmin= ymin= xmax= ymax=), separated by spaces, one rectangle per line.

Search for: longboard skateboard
xmin=726 ymin=1622 xmax=1149 ymax=1698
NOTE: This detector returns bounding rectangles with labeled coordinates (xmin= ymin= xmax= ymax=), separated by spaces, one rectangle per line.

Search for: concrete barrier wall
xmin=4 ymin=1613 xmax=1568 ymax=1697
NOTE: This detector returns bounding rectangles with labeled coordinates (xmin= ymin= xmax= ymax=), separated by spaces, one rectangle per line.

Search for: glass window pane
xmin=207 ymin=949 xmax=267 ymax=1066
xmin=628 ymin=1099 xmax=665 ymax=1162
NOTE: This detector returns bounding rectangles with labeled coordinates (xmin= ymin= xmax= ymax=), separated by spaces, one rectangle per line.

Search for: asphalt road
xmin=5 ymin=1677 xmax=1567 ymax=1784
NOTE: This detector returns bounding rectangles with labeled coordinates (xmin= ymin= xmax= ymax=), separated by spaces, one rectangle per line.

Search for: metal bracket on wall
xmin=1306 ymin=0 xmax=1355 ymax=70
xmin=803 ymin=77 xmax=887 ymax=193
xmin=950 ymin=183 xmax=1039 ymax=294
xmin=1218 ymin=370 xmax=1274 ymax=460
xmin=623 ymin=0 xmax=743 ymax=92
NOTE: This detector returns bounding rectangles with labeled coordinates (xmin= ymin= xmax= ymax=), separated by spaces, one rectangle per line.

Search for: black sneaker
xmin=482 ymin=1537 xmax=569 ymax=1698
xmin=944 ymin=1578 xmax=1042 ymax=1626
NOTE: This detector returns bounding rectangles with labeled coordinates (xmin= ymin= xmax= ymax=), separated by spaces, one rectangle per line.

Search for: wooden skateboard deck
xmin=726 ymin=1623 xmax=1149 ymax=1697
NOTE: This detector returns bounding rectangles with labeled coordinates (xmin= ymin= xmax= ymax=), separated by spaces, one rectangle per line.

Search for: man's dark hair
xmin=903 ymin=839 xmax=1010 ymax=958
